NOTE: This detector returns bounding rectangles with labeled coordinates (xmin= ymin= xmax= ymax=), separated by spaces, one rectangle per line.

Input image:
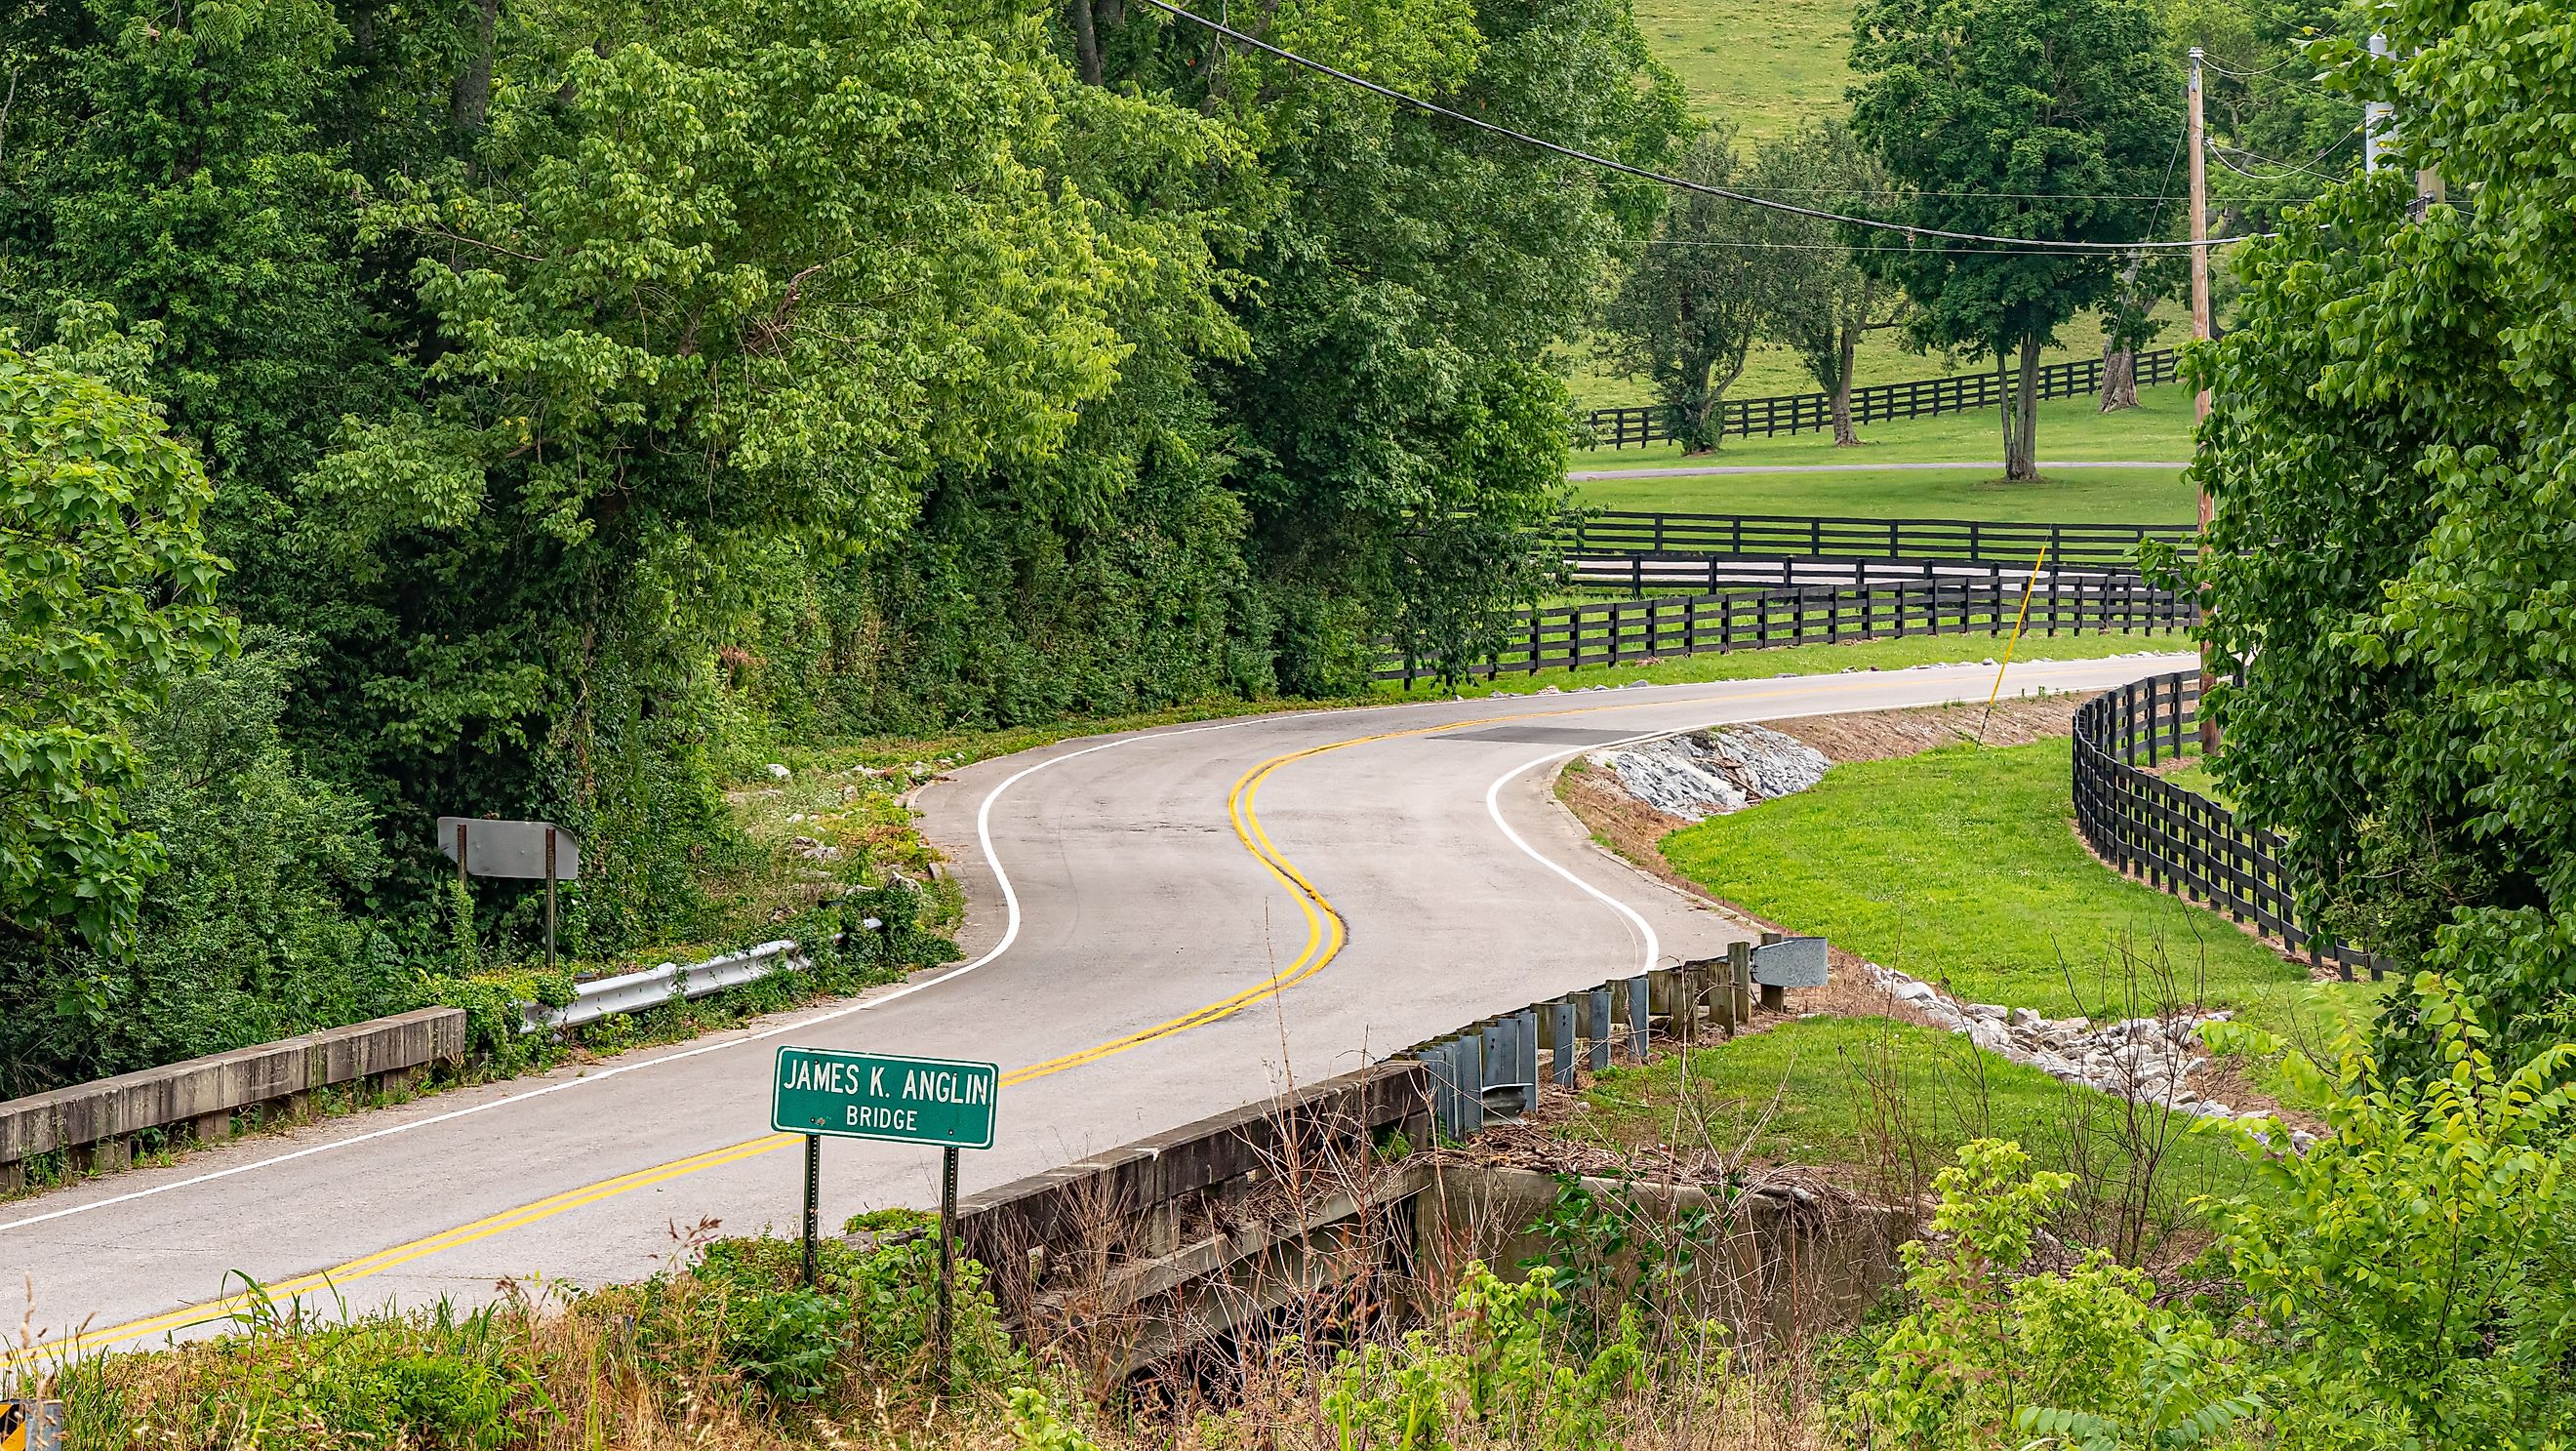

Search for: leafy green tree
xmin=0 ymin=0 xmax=389 ymax=535
xmin=1087 ymin=0 xmax=1688 ymax=685
xmin=0 ymin=339 xmax=232 ymax=951
xmin=1744 ymin=121 xmax=1896 ymax=446
xmin=1848 ymin=0 xmax=2184 ymax=479
xmin=2181 ymin=0 xmax=2576 ymax=1069
xmin=2163 ymin=0 xmax=2369 ymax=229
xmin=8 ymin=632 xmax=395 ymax=1095
xmin=1601 ymin=131 xmax=1766 ymax=455
xmin=2204 ymin=986 xmax=2576 ymax=1446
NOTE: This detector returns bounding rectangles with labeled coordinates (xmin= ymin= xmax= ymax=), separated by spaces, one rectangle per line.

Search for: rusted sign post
xmin=436 ymin=818 xmax=581 ymax=973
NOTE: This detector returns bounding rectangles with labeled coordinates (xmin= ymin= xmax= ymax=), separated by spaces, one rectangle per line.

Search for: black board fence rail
xmin=1583 ymin=348 xmax=2182 ymax=449
xmin=1561 ymin=511 xmax=2195 ymax=573
xmin=2072 ymin=671 xmax=2391 ymax=983
xmin=1567 ymin=552 xmax=2153 ymax=597
xmin=1377 ymin=575 xmax=2193 ymax=684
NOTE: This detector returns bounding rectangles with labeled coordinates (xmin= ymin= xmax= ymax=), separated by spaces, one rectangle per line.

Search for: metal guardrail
xmin=2072 ymin=671 xmax=2390 ymax=983
xmin=518 ymin=939 xmax=808 ymax=1033
xmin=1406 ymin=938 xmax=1825 ymax=1140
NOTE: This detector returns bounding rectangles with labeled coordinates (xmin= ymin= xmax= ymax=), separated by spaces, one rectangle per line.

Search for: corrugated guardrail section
xmin=520 ymin=939 xmax=806 ymax=1033
xmin=1408 ymin=937 xmax=1823 ymax=1140
xmin=0 ymin=1008 xmax=465 ymax=1190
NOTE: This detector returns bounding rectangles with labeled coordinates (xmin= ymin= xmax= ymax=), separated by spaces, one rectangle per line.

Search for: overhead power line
xmin=1131 ymin=0 xmax=2263 ymax=254
xmin=1617 ymin=237 xmax=2235 ymax=258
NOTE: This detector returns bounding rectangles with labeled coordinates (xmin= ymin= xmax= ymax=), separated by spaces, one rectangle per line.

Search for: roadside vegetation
xmin=12 ymin=0 xmax=2576 ymax=1438
xmin=1571 ymin=1014 xmax=2271 ymax=1205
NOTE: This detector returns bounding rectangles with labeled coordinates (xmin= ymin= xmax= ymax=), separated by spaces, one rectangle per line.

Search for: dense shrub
xmin=1835 ymin=975 xmax=2576 ymax=1449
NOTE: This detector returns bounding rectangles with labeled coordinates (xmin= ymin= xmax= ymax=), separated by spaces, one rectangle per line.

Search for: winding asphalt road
xmin=1 ymin=653 xmax=2188 ymax=1357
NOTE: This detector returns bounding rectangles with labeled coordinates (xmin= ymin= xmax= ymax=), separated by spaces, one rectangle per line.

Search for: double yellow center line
xmin=31 ymin=727 xmax=1379 ymax=1357
xmin=38 ymin=661 xmax=2125 ymax=1358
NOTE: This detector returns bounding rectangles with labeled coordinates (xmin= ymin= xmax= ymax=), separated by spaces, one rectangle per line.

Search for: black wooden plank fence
xmin=2072 ymin=671 xmax=2391 ymax=983
xmin=1379 ymin=575 xmax=2192 ymax=684
xmin=1584 ymin=348 xmax=2182 ymax=449
xmin=1561 ymin=511 xmax=2195 ymax=573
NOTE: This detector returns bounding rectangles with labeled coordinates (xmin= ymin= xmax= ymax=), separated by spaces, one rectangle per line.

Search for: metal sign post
xmin=436 ymin=818 xmax=582 ymax=972
xmin=769 ymin=1046 xmax=999 ymax=1393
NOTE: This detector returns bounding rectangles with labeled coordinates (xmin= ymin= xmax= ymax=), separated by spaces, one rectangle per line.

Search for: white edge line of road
xmin=0 ymin=721 xmax=1256 ymax=1237
xmin=1 ymin=654 xmax=2188 ymax=1235
xmin=1473 ymin=652 xmax=2200 ymax=984
xmin=1482 ymin=728 xmax=1678 ymax=983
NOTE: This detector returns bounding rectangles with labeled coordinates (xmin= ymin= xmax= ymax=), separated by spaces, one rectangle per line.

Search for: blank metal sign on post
xmin=772 ymin=1047 xmax=998 ymax=1149
xmin=1751 ymin=936 xmax=1830 ymax=988
xmin=436 ymin=818 xmax=580 ymax=879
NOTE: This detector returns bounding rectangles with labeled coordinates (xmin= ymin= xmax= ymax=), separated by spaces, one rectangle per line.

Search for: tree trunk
xmin=2006 ymin=334 xmax=2041 ymax=481
xmin=452 ymin=0 xmax=499 ymax=130
xmin=1068 ymin=0 xmax=1103 ymax=86
xmin=1830 ymin=322 xmax=1860 ymax=446
xmin=2098 ymin=341 xmax=2138 ymax=413
xmin=1684 ymin=391 xmax=1719 ymax=454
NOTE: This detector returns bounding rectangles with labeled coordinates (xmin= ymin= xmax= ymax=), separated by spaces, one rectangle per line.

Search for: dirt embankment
xmin=1762 ymin=694 xmax=2080 ymax=761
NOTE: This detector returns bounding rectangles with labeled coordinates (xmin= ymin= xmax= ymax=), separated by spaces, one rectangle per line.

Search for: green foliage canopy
xmin=1601 ymin=131 xmax=1768 ymax=455
xmin=2186 ymin=0 xmax=2576 ymax=1068
xmin=0 ymin=341 xmax=232 ymax=949
xmin=1847 ymin=0 xmax=2183 ymax=476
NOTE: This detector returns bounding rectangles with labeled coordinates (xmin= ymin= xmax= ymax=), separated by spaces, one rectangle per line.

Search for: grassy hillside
xmin=1578 ymin=0 xmax=2191 ymax=425
xmin=1569 ymin=387 xmax=2199 ymax=521
xmin=1635 ymin=0 xmax=1856 ymax=141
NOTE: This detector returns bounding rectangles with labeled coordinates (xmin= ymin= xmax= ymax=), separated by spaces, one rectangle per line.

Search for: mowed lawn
xmin=1633 ymin=0 xmax=1853 ymax=141
xmin=1575 ymin=383 xmax=2195 ymax=473
xmin=1656 ymin=740 xmax=2379 ymax=1051
xmin=1574 ymin=464 xmax=2195 ymax=524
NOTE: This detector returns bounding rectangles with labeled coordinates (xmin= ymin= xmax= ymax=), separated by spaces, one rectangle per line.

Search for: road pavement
xmin=0 ymin=653 xmax=2190 ymax=1357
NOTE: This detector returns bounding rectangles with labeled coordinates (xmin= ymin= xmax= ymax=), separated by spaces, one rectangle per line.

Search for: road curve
xmin=1 ymin=653 xmax=2189 ymax=1356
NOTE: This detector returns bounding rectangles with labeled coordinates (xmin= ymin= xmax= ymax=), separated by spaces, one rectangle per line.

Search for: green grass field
xmin=1633 ymin=0 xmax=1854 ymax=141
xmin=1377 ymin=629 xmax=2189 ymax=700
xmin=1577 ymin=383 xmax=2195 ymax=471
xmin=1656 ymin=741 xmax=2379 ymax=1061
xmin=1569 ymin=1016 xmax=2274 ymax=1203
xmin=1575 ymin=464 xmax=2194 ymax=523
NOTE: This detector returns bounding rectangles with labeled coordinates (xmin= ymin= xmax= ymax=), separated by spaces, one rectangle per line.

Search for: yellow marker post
xmin=1979 ymin=545 xmax=2050 ymax=744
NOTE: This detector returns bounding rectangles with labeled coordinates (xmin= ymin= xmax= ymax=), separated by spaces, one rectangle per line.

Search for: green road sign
xmin=771 ymin=1047 xmax=998 ymax=1149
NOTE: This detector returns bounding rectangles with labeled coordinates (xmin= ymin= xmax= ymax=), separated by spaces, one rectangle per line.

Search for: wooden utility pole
xmin=2188 ymin=47 xmax=2218 ymax=751
xmin=2364 ymin=34 xmax=2393 ymax=174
